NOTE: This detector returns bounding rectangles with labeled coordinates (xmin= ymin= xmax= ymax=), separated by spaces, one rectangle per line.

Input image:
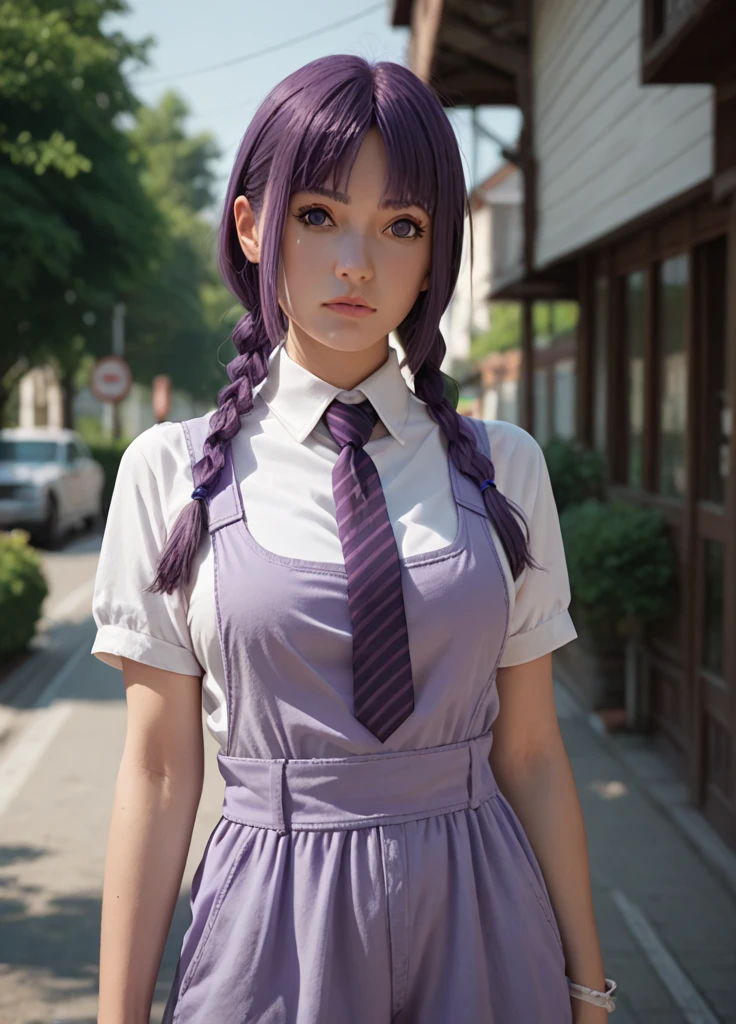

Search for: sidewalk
xmin=553 ymin=681 xmax=736 ymax=1023
xmin=1 ymin=622 xmax=735 ymax=1023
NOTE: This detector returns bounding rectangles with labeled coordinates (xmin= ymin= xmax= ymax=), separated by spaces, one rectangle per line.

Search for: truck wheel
xmin=40 ymin=495 xmax=61 ymax=549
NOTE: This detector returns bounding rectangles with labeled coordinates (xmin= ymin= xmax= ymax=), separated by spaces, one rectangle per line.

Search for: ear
xmin=420 ymin=267 xmax=431 ymax=292
xmin=233 ymin=195 xmax=261 ymax=263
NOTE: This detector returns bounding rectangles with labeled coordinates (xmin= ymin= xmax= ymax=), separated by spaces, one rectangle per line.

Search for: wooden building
xmin=393 ymin=0 xmax=736 ymax=849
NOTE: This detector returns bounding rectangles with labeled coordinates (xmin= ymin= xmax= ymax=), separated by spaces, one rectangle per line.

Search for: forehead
xmin=295 ymin=185 xmax=429 ymax=214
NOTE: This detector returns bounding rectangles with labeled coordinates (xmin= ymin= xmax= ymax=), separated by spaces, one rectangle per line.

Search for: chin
xmin=296 ymin=319 xmax=388 ymax=354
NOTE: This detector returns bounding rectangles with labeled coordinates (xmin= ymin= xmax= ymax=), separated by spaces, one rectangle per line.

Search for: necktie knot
xmin=323 ymin=398 xmax=379 ymax=450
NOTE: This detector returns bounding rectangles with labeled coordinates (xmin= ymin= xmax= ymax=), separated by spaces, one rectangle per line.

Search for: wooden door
xmin=691 ymin=232 xmax=736 ymax=848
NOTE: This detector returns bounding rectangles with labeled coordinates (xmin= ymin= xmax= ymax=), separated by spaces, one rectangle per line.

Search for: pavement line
xmin=611 ymin=888 xmax=720 ymax=1024
xmin=0 ymin=641 xmax=90 ymax=819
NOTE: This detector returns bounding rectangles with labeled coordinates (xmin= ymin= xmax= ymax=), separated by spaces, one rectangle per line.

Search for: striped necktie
xmin=323 ymin=397 xmax=414 ymax=742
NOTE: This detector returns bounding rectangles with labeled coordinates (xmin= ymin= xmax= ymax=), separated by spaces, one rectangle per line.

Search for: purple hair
xmin=147 ymin=54 xmax=537 ymax=595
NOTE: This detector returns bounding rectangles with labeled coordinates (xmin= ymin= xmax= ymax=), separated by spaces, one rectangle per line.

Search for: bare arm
xmin=490 ymin=653 xmax=608 ymax=1024
xmin=98 ymin=658 xmax=204 ymax=1024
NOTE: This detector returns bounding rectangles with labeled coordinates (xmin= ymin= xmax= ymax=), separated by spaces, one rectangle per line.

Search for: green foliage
xmin=470 ymin=302 xmax=522 ymax=358
xmin=0 ymin=0 xmax=160 ymax=417
xmin=470 ymin=301 xmax=579 ymax=360
xmin=542 ymin=437 xmax=606 ymax=514
xmin=89 ymin=438 xmax=130 ymax=514
xmin=0 ymin=3 xmax=239 ymax=424
xmin=560 ymin=499 xmax=677 ymax=640
xmin=0 ymin=529 xmax=49 ymax=658
xmin=121 ymin=91 xmax=235 ymax=403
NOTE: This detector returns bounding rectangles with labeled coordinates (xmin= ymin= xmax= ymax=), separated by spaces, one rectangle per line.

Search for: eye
xmin=292 ymin=204 xmax=426 ymax=240
xmin=294 ymin=205 xmax=334 ymax=228
xmin=390 ymin=217 xmax=425 ymax=240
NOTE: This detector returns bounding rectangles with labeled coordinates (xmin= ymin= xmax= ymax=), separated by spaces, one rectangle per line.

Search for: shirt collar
xmin=258 ymin=339 xmax=411 ymax=446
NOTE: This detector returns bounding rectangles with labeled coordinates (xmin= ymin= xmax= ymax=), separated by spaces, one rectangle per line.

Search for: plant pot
xmin=554 ymin=604 xmax=625 ymax=711
xmin=624 ymin=634 xmax=651 ymax=732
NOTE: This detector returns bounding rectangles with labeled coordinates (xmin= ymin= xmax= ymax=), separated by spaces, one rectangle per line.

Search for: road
xmin=0 ymin=528 xmax=735 ymax=1023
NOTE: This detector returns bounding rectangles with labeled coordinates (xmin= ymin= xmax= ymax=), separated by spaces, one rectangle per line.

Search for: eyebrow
xmin=300 ymin=186 xmax=428 ymax=214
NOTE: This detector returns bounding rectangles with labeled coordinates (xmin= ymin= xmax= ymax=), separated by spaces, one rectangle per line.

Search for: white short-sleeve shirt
xmin=91 ymin=340 xmax=577 ymax=748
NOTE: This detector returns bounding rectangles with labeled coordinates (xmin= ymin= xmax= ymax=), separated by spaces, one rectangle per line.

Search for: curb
xmin=554 ymin=675 xmax=736 ymax=904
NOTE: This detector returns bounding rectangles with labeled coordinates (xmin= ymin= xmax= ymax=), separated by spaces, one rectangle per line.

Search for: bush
xmin=560 ymin=499 xmax=677 ymax=640
xmin=89 ymin=439 xmax=131 ymax=516
xmin=543 ymin=437 xmax=606 ymax=514
xmin=0 ymin=530 xmax=49 ymax=659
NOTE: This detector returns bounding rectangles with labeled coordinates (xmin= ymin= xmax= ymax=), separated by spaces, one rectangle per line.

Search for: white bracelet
xmin=566 ymin=976 xmax=617 ymax=1012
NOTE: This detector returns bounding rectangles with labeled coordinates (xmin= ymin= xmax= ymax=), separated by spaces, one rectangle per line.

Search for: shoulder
xmin=115 ymin=419 xmax=203 ymax=529
xmin=469 ymin=417 xmax=543 ymax=475
xmin=120 ymin=419 xmax=192 ymax=480
xmin=470 ymin=417 xmax=547 ymax=508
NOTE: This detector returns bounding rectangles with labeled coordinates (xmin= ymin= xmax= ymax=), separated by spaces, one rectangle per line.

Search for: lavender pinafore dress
xmin=162 ymin=412 xmax=572 ymax=1024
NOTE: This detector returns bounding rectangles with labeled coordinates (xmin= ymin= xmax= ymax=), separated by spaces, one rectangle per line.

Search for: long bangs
xmin=220 ymin=55 xmax=467 ymax=367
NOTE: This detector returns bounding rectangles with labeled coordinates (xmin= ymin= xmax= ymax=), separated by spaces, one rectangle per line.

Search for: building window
xmin=696 ymin=237 xmax=730 ymax=506
xmin=658 ymin=255 xmax=688 ymax=498
xmin=650 ymin=0 xmax=696 ymax=42
xmin=534 ymin=367 xmax=549 ymax=446
xmin=593 ymin=278 xmax=609 ymax=454
xmin=625 ymin=272 xmax=647 ymax=489
xmin=553 ymin=359 xmax=576 ymax=440
xmin=702 ymin=539 xmax=725 ymax=677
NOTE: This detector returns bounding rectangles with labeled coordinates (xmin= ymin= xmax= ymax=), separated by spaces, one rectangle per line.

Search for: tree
xmin=0 ymin=0 xmax=161 ymax=424
xmin=123 ymin=91 xmax=240 ymax=403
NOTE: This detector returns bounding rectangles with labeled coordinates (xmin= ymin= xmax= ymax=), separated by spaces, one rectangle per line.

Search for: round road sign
xmin=91 ymin=355 xmax=133 ymax=404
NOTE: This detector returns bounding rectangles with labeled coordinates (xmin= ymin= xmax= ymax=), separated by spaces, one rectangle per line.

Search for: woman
xmin=93 ymin=54 xmax=616 ymax=1023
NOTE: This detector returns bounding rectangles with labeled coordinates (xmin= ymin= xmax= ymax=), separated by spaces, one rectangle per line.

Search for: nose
xmin=334 ymin=231 xmax=374 ymax=284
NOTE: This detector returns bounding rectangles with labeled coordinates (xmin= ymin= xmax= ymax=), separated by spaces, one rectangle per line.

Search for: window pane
xmin=658 ymin=255 xmax=688 ymax=498
xmin=593 ymin=278 xmax=608 ymax=453
xmin=0 ymin=440 xmax=59 ymax=463
xmin=702 ymin=539 xmax=724 ymax=676
xmin=698 ymin=237 xmax=730 ymax=505
xmin=553 ymin=358 xmax=576 ymax=439
xmin=626 ymin=272 xmax=647 ymax=489
xmin=534 ymin=367 xmax=549 ymax=446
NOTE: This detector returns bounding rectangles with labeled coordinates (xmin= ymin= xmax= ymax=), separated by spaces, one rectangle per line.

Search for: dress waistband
xmin=217 ymin=732 xmax=498 ymax=833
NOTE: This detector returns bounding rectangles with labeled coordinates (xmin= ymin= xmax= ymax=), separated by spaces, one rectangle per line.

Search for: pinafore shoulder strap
xmin=180 ymin=413 xmax=243 ymax=535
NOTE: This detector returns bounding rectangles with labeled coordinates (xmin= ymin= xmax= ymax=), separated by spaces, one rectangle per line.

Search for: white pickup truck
xmin=0 ymin=427 xmax=106 ymax=548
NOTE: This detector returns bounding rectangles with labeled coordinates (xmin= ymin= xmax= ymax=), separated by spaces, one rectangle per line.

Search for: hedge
xmin=559 ymin=499 xmax=677 ymax=640
xmin=89 ymin=439 xmax=131 ymax=517
xmin=0 ymin=530 xmax=49 ymax=659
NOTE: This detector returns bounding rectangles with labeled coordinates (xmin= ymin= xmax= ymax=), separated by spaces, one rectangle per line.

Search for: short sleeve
xmin=91 ymin=423 xmax=203 ymax=677
xmin=494 ymin=427 xmax=578 ymax=668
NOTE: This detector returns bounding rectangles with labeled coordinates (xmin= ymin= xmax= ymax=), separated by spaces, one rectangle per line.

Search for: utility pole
xmin=111 ymin=302 xmax=126 ymax=440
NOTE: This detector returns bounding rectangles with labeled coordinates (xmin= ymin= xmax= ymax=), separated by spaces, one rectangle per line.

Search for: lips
xmin=324 ymin=301 xmax=376 ymax=319
xmin=324 ymin=296 xmax=375 ymax=310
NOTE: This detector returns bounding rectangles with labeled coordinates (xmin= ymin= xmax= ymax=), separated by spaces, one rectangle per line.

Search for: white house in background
xmin=442 ymin=163 xmax=523 ymax=376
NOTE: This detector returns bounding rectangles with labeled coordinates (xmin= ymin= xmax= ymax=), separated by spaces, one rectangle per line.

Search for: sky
xmin=109 ymin=0 xmax=521 ymax=210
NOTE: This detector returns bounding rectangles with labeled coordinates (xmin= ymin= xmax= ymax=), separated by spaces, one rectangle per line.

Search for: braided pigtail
xmin=412 ymin=357 xmax=542 ymax=582
xmin=146 ymin=302 xmax=272 ymax=595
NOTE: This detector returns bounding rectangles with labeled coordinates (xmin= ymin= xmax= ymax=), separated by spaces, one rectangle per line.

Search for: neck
xmin=284 ymin=323 xmax=390 ymax=391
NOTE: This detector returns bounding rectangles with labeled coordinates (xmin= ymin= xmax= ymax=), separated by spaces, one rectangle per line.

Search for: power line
xmin=135 ymin=2 xmax=387 ymax=86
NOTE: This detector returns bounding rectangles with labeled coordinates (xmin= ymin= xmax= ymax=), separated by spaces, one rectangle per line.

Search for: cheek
xmin=379 ymin=242 xmax=431 ymax=293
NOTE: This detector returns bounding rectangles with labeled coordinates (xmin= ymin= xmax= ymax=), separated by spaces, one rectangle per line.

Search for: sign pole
xmin=111 ymin=303 xmax=126 ymax=440
xmin=91 ymin=354 xmax=133 ymax=444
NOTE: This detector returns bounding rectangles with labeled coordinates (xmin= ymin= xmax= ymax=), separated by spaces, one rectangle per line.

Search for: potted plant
xmin=543 ymin=436 xmax=606 ymax=514
xmin=557 ymin=499 xmax=677 ymax=726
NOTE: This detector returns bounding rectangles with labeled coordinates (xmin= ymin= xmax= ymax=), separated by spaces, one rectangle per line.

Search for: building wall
xmin=533 ymin=0 xmax=713 ymax=268
xmin=444 ymin=204 xmax=493 ymax=368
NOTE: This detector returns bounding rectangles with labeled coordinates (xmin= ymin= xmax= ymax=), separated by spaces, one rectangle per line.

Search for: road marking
xmin=0 ymin=642 xmax=89 ymax=818
xmin=611 ymin=888 xmax=720 ymax=1024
